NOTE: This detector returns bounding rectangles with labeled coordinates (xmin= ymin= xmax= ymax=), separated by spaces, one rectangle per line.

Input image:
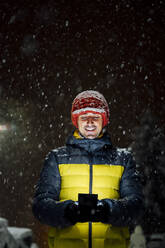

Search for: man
xmin=32 ymin=90 xmax=143 ymax=248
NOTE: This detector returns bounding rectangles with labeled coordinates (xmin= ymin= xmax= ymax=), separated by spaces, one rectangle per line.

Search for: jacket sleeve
xmin=102 ymin=152 xmax=144 ymax=226
xmin=32 ymin=151 xmax=74 ymax=228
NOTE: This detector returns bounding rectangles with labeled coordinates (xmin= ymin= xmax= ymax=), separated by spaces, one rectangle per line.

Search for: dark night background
xmin=0 ymin=0 xmax=165 ymax=247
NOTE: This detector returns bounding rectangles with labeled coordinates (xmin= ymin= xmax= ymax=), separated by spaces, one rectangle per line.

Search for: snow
xmin=117 ymin=148 xmax=131 ymax=155
xmin=130 ymin=225 xmax=146 ymax=248
xmin=73 ymin=90 xmax=107 ymax=104
xmin=0 ymin=217 xmax=38 ymax=248
xmin=0 ymin=217 xmax=8 ymax=227
xmin=8 ymin=227 xmax=32 ymax=240
xmin=65 ymin=20 xmax=69 ymax=27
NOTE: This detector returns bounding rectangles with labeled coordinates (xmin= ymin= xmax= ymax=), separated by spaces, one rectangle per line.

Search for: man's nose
xmin=87 ymin=117 xmax=94 ymax=124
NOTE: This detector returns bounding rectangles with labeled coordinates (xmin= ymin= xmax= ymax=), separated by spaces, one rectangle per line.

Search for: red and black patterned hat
xmin=71 ymin=90 xmax=110 ymax=128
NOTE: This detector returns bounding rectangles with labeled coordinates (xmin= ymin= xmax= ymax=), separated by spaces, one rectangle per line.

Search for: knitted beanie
xmin=71 ymin=90 xmax=110 ymax=128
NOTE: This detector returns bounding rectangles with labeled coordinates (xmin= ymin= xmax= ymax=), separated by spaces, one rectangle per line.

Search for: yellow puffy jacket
xmin=32 ymin=130 xmax=143 ymax=248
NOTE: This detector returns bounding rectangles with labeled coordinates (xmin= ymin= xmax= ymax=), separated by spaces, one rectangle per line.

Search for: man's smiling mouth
xmin=85 ymin=127 xmax=96 ymax=131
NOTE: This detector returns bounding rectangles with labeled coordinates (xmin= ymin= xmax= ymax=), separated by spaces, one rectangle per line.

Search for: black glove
xmin=90 ymin=200 xmax=109 ymax=223
xmin=64 ymin=198 xmax=110 ymax=224
xmin=64 ymin=201 xmax=79 ymax=225
xmin=65 ymin=201 xmax=91 ymax=224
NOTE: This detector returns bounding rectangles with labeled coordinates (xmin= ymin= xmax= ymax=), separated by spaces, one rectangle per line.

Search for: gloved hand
xmin=90 ymin=200 xmax=109 ymax=223
xmin=64 ymin=200 xmax=95 ymax=224
xmin=64 ymin=201 xmax=80 ymax=225
xmin=65 ymin=199 xmax=110 ymax=224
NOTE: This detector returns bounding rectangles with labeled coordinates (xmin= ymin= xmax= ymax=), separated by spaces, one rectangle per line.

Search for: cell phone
xmin=78 ymin=193 xmax=98 ymax=208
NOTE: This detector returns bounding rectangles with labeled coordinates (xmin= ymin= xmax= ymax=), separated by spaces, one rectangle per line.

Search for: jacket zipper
xmin=89 ymin=153 xmax=93 ymax=248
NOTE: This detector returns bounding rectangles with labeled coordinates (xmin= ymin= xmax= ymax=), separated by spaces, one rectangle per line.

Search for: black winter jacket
xmin=32 ymin=131 xmax=143 ymax=229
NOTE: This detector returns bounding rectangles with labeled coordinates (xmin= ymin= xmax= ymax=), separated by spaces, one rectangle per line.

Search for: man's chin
xmin=86 ymin=136 xmax=95 ymax=139
xmin=85 ymin=133 xmax=98 ymax=139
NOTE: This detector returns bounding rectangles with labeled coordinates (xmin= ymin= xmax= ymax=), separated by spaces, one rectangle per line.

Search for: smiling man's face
xmin=77 ymin=112 xmax=103 ymax=139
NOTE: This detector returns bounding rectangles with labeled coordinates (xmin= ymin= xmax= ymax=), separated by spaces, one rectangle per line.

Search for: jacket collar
xmin=66 ymin=129 xmax=112 ymax=153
